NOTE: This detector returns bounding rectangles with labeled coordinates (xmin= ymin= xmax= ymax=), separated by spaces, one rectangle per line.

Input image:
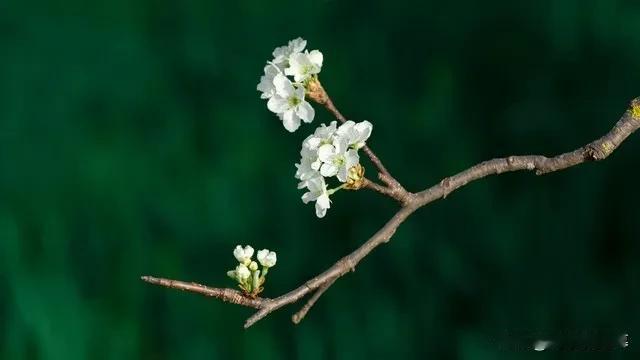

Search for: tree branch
xmin=142 ymin=97 xmax=640 ymax=329
xmin=140 ymin=276 xmax=265 ymax=308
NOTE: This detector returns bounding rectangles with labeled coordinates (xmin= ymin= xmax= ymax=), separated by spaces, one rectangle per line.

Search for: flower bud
xmin=226 ymin=270 xmax=237 ymax=280
xmin=249 ymin=261 xmax=259 ymax=271
xmin=235 ymin=264 xmax=251 ymax=281
xmin=252 ymin=270 xmax=261 ymax=292
xmin=344 ymin=164 xmax=365 ymax=190
xmin=233 ymin=245 xmax=254 ymax=265
xmin=305 ymin=77 xmax=328 ymax=105
xmin=257 ymin=249 xmax=277 ymax=268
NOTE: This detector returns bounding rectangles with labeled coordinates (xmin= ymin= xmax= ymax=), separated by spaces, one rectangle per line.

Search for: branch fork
xmin=143 ymin=91 xmax=640 ymax=329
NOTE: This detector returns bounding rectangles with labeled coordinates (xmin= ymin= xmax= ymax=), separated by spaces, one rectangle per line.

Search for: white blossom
xmin=285 ymin=50 xmax=323 ymax=82
xmin=294 ymin=120 xmax=374 ymax=217
xmin=267 ymin=73 xmax=315 ymax=132
xmin=304 ymin=121 xmax=337 ymax=150
xmin=272 ymin=37 xmax=307 ymax=67
xmin=301 ymin=176 xmax=331 ymax=218
xmin=233 ymin=245 xmax=254 ymax=265
xmin=257 ymin=249 xmax=277 ymax=268
xmin=336 ymin=120 xmax=372 ymax=149
xmin=318 ymin=139 xmax=360 ymax=182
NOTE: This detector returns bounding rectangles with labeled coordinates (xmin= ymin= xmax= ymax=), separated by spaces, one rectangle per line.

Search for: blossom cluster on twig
xmin=227 ymin=245 xmax=277 ymax=297
xmin=257 ymin=38 xmax=373 ymax=218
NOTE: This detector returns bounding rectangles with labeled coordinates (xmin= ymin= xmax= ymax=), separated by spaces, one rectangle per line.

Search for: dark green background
xmin=1 ymin=0 xmax=639 ymax=359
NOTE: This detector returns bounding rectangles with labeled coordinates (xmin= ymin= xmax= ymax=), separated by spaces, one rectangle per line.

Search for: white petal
xmin=336 ymin=120 xmax=355 ymax=137
xmin=315 ymin=201 xmax=327 ymax=218
xmin=243 ymin=245 xmax=254 ymax=259
xmin=305 ymin=137 xmax=321 ymax=150
xmin=317 ymin=193 xmax=330 ymax=210
xmin=332 ymin=136 xmax=348 ymax=155
xmin=320 ymin=163 xmax=338 ymax=177
xmin=354 ymin=120 xmax=373 ymax=143
xmin=296 ymin=101 xmax=315 ymax=123
xmin=336 ymin=166 xmax=347 ymax=182
xmin=265 ymin=252 xmax=277 ymax=267
xmin=345 ymin=149 xmax=360 ymax=167
xmin=302 ymin=190 xmax=318 ymax=204
xmin=289 ymin=37 xmax=307 ymax=53
xmin=282 ymin=110 xmax=301 ymax=132
xmin=311 ymin=158 xmax=322 ymax=171
xmin=318 ymin=144 xmax=335 ymax=162
xmin=233 ymin=245 xmax=245 ymax=262
xmin=257 ymin=249 xmax=268 ymax=264
xmin=273 ymin=73 xmax=294 ymax=97
xmin=267 ymin=96 xmax=288 ymax=113
xmin=308 ymin=50 xmax=323 ymax=68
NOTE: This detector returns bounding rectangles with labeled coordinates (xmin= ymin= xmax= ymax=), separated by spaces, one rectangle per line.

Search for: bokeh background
xmin=1 ymin=0 xmax=639 ymax=359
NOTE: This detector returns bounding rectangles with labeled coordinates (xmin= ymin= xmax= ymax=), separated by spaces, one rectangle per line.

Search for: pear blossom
xmin=285 ymin=50 xmax=323 ymax=82
xmin=258 ymin=38 xmax=325 ymax=132
xmin=233 ymin=245 xmax=254 ymax=265
xmin=257 ymin=249 xmax=277 ymax=268
xmin=318 ymin=141 xmax=360 ymax=182
xmin=267 ymin=73 xmax=315 ymax=132
xmin=304 ymin=121 xmax=337 ymax=150
xmin=302 ymin=176 xmax=331 ymax=218
xmin=272 ymin=37 xmax=307 ymax=67
xmin=294 ymin=120 xmax=373 ymax=218
xmin=336 ymin=120 xmax=373 ymax=149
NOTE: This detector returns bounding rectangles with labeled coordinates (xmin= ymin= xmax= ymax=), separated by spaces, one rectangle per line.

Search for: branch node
xmin=440 ymin=177 xmax=451 ymax=198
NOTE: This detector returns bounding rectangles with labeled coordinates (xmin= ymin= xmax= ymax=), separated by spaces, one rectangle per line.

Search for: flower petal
xmin=282 ymin=110 xmax=301 ymax=132
xmin=296 ymin=101 xmax=315 ymax=123
xmin=308 ymin=50 xmax=323 ymax=68
xmin=267 ymin=96 xmax=288 ymax=113
xmin=273 ymin=73 xmax=294 ymax=97
xmin=318 ymin=144 xmax=335 ymax=162
xmin=320 ymin=163 xmax=338 ymax=177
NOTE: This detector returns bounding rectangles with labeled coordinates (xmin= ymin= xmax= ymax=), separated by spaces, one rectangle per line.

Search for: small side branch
xmin=141 ymin=276 xmax=265 ymax=309
xmin=319 ymin=87 xmax=401 ymax=185
xmin=292 ymin=276 xmax=337 ymax=324
xmin=363 ymin=178 xmax=414 ymax=205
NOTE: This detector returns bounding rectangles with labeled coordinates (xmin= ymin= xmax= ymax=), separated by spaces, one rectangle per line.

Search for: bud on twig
xmin=305 ymin=76 xmax=328 ymax=105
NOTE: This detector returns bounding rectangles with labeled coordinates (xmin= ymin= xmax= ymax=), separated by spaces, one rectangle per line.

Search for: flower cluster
xmin=257 ymin=38 xmax=375 ymax=218
xmin=295 ymin=120 xmax=372 ymax=217
xmin=227 ymin=245 xmax=277 ymax=297
xmin=257 ymin=38 xmax=323 ymax=132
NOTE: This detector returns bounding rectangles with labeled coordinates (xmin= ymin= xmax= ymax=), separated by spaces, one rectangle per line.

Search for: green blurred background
xmin=1 ymin=0 xmax=639 ymax=359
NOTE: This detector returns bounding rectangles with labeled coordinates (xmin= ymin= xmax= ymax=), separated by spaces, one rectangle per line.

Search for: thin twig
xmin=363 ymin=178 xmax=414 ymax=205
xmin=142 ymin=97 xmax=640 ymax=329
xmin=324 ymin=95 xmax=401 ymax=187
xmin=292 ymin=276 xmax=338 ymax=324
xmin=141 ymin=276 xmax=265 ymax=308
